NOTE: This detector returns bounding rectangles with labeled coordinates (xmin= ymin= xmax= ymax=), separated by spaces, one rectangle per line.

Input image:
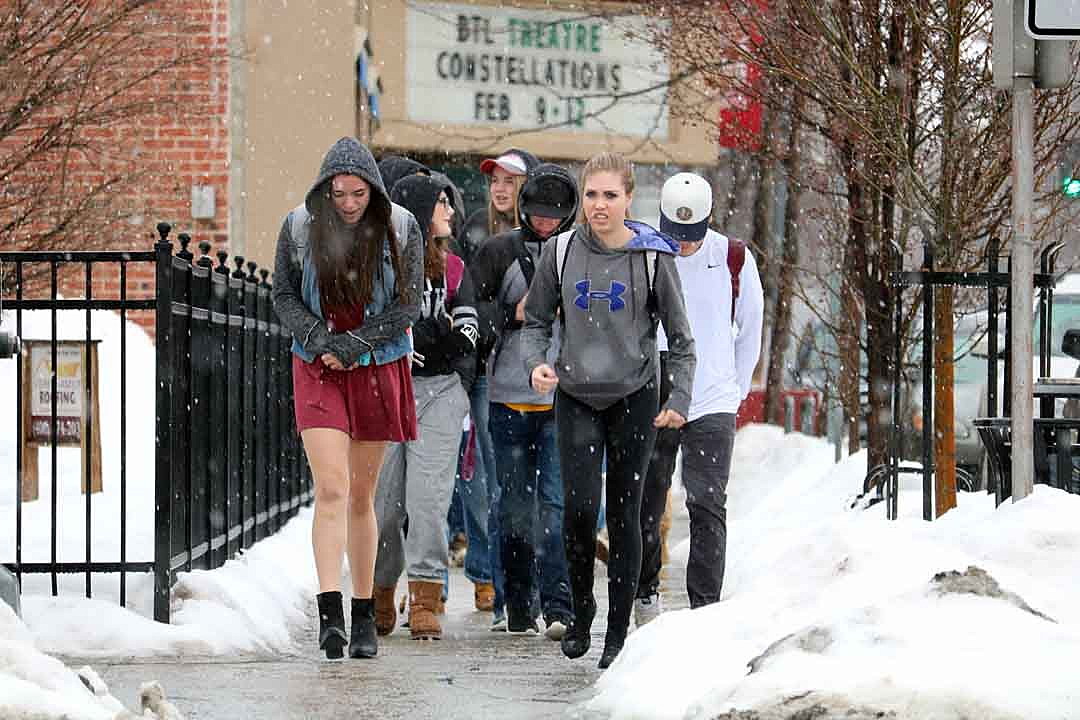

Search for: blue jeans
xmin=468 ymin=377 xmax=502 ymax=608
xmin=447 ymin=438 xmax=467 ymax=539
xmin=489 ymin=403 xmax=572 ymax=623
xmin=441 ymin=378 xmax=502 ymax=611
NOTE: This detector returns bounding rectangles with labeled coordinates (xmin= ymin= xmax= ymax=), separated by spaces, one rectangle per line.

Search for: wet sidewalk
xmin=73 ymin=518 xmax=690 ymax=719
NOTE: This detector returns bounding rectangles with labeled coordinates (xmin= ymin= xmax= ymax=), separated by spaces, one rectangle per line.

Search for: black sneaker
xmin=560 ymin=602 xmax=596 ymax=659
xmin=598 ymin=627 xmax=626 ymax=669
xmin=506 ymin=607 xmax=539 ymax=635
xmin=560 ymin=621 xmax=590 ymax=658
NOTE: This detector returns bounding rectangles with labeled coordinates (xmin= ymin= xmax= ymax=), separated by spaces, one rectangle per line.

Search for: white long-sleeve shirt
xmin=658 ymin=228 xmax=764 ymax=421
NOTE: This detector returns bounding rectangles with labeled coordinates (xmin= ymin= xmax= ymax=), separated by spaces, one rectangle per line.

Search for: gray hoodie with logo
xmin=520 ymin=221 xmax=696 ymax=416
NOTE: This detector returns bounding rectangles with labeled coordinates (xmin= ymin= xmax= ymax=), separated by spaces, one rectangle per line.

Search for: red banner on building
xmin=716 ymin=0 xmax=765 ymax=151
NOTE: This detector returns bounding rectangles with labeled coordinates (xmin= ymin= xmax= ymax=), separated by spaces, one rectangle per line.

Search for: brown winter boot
xmin=448 ymin=532 xmax=468 ymax=568
xmin=474 ymin=581 xmax=495 ymax=612
xmin=660 ymin=489 xmax=673 ymax=566
xmin=595 ymin=527 xmax=609 ymax=565
xmin=373 ymin=585 xmax=397 ymax=636
xmin=407 ymin=580 xmax=443 ymax=640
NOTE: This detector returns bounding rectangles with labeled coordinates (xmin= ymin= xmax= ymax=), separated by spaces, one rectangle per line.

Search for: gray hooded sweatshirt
xmin=520 ymin=221 xmax=696 ymax=416
xmin=272 ymin=137 xmax=423 ymax=367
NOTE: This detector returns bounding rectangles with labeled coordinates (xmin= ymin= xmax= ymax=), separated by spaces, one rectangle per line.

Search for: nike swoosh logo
xmin=707 ymin=263 xmax=726 ymax=269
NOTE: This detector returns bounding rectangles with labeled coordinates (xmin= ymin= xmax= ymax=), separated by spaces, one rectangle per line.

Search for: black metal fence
xmin=874 ymin=238 xmax=1061 ymax=520
xmin=2 ymin=223 xmax=311 ymax=623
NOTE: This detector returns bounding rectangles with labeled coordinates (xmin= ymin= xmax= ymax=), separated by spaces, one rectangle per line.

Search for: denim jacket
xmin=275 ymin=202 xmax=422 ymax=367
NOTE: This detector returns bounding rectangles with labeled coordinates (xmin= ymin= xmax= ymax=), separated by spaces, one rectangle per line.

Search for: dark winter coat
xmin=470 ymin=164 xmax=578 ymax=406
xmin=271 ymin=137 xmax=423 ymax=367
xmin=390 ymin=175 xmax=479 ymax=392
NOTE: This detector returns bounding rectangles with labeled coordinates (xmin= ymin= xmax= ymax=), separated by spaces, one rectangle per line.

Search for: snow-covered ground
xmin=589 ymin=426 xmax=1080 ymax=719
xmin=3 ymin=309 xmax=1080 ymax=718
xmin=1 ymin=310 xmax=319 ymax=717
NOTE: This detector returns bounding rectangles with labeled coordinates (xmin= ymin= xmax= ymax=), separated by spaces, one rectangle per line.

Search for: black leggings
xmin=555 ymin=382 xmax=659 ymax=637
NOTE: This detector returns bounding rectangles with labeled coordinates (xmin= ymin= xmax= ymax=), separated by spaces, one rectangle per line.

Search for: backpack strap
xmin=517 ymin=238 xmax=536 ymax=288
xmin=643 ymin=250 xmax=658 ymax=310
xmin=290 ymin=206 xmax=309 ymax=248
xmin=390 ymin=203 xmax=413 ymax=252
xmin=554 ymin=229 xmax=575 ymax=286
xmin=554 ymin=229 xmax=576 ymax=313
xmin=727 ymin=237 xmax=746 ymax=322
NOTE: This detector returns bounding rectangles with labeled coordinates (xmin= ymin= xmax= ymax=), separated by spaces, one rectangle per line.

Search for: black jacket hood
xmin=390 ymin=174 xmax=451 ymax=249
xmin=305 ymin=137 xmax=390 ymax=219
xmin=517 ymin=163 xmax=579 ymax=241
xmin=378 ymin=155 xmax=430 ymax=194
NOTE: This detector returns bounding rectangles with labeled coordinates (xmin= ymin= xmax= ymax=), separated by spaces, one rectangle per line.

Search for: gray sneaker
xmin=634 ymin=593 xmax=662 ymax=627
xmin=490 ymin=608 xmax=507 ymax=632
xmin=543 ymin=619 xmax=568 ymax=641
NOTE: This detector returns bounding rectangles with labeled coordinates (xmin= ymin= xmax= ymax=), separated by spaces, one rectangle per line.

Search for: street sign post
xmin=995 ymin=1 xmax=1073 ymax=89
xmin=991 ymin=0 xmax=1077 ymax=503
xmin=1026 ymin=1 xmax=1080 ymax=38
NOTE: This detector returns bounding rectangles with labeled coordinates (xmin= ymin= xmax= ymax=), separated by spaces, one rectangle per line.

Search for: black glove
xmin=411 ymin=314 xmax=451 ymax=352
xmin=446 ymin=322 xmax=478 ymax=357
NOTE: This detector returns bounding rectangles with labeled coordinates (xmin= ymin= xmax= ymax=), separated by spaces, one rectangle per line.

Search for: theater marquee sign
xmin=406 ymin=3 xmax=669 ymax=139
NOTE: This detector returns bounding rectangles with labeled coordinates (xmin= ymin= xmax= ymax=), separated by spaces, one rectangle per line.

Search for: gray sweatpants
xmin=374 ymin=373 xmax=469 ymax=585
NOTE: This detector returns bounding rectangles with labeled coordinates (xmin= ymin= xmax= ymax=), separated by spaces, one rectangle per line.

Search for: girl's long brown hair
xmin=309 ymin=180 xmax=403 ymax=309
xmin=424 ymin=233 xmax=447 ymax=281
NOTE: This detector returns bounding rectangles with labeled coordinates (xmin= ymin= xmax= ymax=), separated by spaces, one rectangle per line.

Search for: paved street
xmin=71 ymin=517 xmax=690 ymax=719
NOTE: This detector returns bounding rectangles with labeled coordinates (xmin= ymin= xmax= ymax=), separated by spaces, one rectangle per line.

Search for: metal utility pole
xmin=993 ymin=0 xmax=1073 ymax=501
xmin=1011 ymin=75 xmax=1035 ymax=500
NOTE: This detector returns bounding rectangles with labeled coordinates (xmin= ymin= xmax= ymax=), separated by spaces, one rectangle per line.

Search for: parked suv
xmin=902 ymin=312 xmax=996 ymax=486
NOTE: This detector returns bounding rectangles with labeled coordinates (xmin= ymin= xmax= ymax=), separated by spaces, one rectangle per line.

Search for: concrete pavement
xmin=72 ymin=519 xmax=691 ymax=719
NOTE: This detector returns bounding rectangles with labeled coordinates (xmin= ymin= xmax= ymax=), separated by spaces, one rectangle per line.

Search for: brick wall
xmin=1 ymin=1 xmax=232 ymax=338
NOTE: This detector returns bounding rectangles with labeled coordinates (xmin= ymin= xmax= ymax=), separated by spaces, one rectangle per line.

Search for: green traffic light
xmin=1065 ymin=177 xmax=1080 ymax=198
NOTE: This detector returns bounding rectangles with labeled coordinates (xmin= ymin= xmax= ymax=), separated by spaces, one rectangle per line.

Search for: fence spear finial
xmin=197 ymin=241 xmax=213 ymax=268
xmin=178 ymin=234 xmax=193 ymax=262
xmin=232 ymin=256 xmax=246 ymax=280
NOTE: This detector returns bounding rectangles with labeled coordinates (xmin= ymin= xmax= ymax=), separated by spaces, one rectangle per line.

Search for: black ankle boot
xmin=560 ymin=601 xmax=596 ymax=660
xmin=598 ymin=626 xmax=627 ymax=669
xmin=316 ymin=591 xmax=347 ymax=660
xmin=350 ymin=598 xmax=378 ymax=659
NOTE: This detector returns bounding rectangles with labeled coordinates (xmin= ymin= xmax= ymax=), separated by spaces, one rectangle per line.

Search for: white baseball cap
xmin=660 ymin=172 xmax=713 ymax=243
xmin=479 ymin=152 xmax=529 ymax=176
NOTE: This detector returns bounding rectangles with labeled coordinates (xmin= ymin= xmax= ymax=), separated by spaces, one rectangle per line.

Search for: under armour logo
xmin=574 ymin=279 xmax=626 ymax=310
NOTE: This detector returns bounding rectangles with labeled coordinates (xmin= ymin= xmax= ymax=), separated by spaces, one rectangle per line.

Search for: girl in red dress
xmin=272 ymin=137 xmax=423 ymax=660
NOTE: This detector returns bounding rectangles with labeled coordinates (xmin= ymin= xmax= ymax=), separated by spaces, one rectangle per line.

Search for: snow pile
xmin=21 ymin=512 xmax=316 ymax=658
xmin=590 ymin=424 xmax=1080 ymax=719
xmin=0 ymin=602 xmax=131 ymax=719
xmin=1 ymin=309 xmax=318 ymax=659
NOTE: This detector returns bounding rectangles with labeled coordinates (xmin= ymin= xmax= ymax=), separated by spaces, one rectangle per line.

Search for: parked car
xmin=1034 ymin=273 xmax=1080 ymax=380
xmin=903 ymin=274 xmax=1080 ymax=490
xmin=902 ymin=312 xmax=997 ymax=487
